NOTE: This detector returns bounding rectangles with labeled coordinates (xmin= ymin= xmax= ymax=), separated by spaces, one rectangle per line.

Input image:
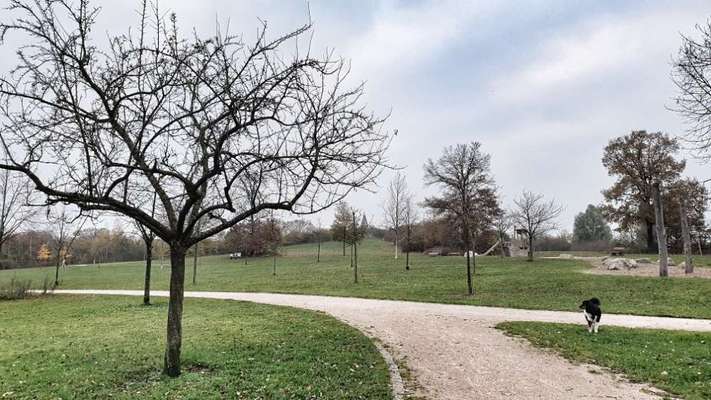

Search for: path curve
xmin=54 ymin=290 xmax=711 ymax=399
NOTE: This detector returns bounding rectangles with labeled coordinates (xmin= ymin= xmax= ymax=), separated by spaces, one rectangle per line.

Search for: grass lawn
xmin=2 ymin=239 xmax=711 ymax=318
xmin=0 ymin=295 xmax=391 ymax=400
xmin=497 ymin=321 xmax=711 ymax=400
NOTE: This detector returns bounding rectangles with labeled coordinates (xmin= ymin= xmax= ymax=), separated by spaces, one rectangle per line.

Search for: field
xmin=498 ymin=321 xmax=711 ymax=400
xmin=0 ymin=295 xmax=391 ymax=399
xmin=2 ymin=239 xmax=711 ymax=319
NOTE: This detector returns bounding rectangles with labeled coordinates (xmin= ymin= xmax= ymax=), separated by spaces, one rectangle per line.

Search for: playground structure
xmin=502 ymin=228 xmax=529 ymax=257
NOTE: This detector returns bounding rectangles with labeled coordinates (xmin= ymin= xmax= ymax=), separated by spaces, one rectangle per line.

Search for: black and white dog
xmin=579 ymin=298 xmax=602 ymax=333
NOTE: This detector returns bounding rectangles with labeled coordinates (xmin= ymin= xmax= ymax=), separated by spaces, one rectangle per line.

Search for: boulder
xmin=602 ymin=257 xmax=637 ymax=270
xmin=635 ymin=258 xmax=652 ymax=264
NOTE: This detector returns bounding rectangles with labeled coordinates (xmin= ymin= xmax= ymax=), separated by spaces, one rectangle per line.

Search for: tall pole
xmin=680 ymin=199 xmax=694 ymax=274
xmin=352 ymin=211 xmax=358 ymax=284
xmin=652 ymin=182 xmax=669 ymax=277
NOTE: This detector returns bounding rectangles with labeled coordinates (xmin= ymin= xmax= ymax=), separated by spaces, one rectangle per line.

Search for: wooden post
xmin=652 ymin=182 xmax=669 ymax=277
xmin=680 ymin=199 xmax=693 ymax=274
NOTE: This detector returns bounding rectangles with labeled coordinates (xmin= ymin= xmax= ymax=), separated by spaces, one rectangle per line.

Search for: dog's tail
xmin=590 ymin=297 xmax=601 ymax=306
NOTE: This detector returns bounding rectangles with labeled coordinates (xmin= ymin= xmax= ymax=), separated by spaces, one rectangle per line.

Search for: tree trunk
xmin=527 ymin=235 xmax=534 ymax=262
xmin=317 ymin=234 xmax=321 ymax=263
xmin=405 ymin=224 xmax=411 ymax=271
xmin=143 ymin=241 xmax=153 ymax=305
xmin=680 ymin=200 xmax=693 ymax=274
xmin=192 ymin=243 xmax=198 ymax=285
xmin=54 ymin=259 xmax=60 ymax=286
xmin=394 ymin=233 xmax=398 ymax=260
xmin=342 ymin=227 xmax=346 ymax=256
xmin=652 ymin=183 xmax=668 ymax=277
xmin=645 ymin=221 xmax=657 ymax=253
xmin=164 ymin=245 xmax=186 ymax=377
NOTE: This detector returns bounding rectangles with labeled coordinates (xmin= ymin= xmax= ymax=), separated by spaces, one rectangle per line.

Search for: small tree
xmin=46 ymin=205 xmax=87 ymax=286
xmin=383 ymin=173 xmax=408 ymax=259
xmin=402 ymin=193 xmax=417 ymax=270
xmin=36 ymin=243 xmax=51 ymax=264
xmin=424 ymin=142 xmax=500 ymax=295
xmin=511 ymin=190 xmax=563 ymax=261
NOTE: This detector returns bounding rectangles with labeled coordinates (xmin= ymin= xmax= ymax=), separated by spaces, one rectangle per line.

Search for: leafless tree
xmin=424 ymin=142 xmax=500 ymax=295
xmin=383 ymin=173 xmax=408 ymax=259
xmin=0 ymin=0 xmax=390 ymax=376
xmin=511 ymin=190 xmax=563 ymax=261
xmin=46 ymin=204 xmax=87 ymax=286
xmin=673 ymin=22 xmax=711 ymax=156
xmin=0 ymin=167 xmax=34 ymax=265
xmin=402 ymin=192 xmax=417 ymax=270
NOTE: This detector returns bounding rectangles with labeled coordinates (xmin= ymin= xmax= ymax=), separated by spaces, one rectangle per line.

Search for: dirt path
xmin=54 ymin=290 xmax=711 ymax=399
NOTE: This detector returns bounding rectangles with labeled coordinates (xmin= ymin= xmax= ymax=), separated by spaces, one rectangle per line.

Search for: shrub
xmin=0 ymin=278 xmax=36 ymax=300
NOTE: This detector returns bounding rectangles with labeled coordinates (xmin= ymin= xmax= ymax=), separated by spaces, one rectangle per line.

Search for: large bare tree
xmin=383 ymin=173 xmax=408 ymax=259
xmin=511 ymin=190 xmax=563 ymax=261
xmin=0 ymin=0 xmax=389 ymax=376
xmin=424 ymin=142 xmax=500 ymax=295
xmin=0 ymin=167 xmax=34 ymax=265
xmin=673 ymin=21 xmax=711 ymax=155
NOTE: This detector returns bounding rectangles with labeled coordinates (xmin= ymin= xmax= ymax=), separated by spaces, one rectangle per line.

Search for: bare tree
xmin=383 ymin=173 xmax=408 ymax=259
xmin=511 ymin=190 xmax=563 ymax=261
xmin=402 ymin=193 xmax=417 ymax=270
xmin=673 ymin=22 xmax=711 ymax=155
xmin=0 ymin=0 xmax=389 ymax=376
xmin=46 ymin=205 xmax=87 ymax=286
xmin=424 ymin=142 xmax=500 ymax=295
xmin=0 ymin=166 xmax=34 ymax=265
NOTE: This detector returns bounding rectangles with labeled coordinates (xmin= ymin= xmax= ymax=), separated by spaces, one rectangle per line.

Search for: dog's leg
xmin=594 ymin=320 xmax=600 ymax=333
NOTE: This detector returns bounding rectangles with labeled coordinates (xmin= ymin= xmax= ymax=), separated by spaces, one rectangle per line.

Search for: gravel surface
xmin=54 ymin=290 xmax=711 ymax=399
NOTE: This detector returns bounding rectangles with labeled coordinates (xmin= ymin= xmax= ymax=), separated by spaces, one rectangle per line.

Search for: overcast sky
xmin=2 ymin=0 xmax=711 ymax=233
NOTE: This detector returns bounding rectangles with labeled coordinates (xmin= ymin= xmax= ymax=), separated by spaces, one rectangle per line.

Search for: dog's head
xmin=579 ymin=298 xmax=601 ymax=309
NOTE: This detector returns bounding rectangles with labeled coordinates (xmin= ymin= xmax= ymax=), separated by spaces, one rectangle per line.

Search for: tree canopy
xmin=600 ymin=130 xmax=685 ymax=252
xmin=573 ymin=205 xmax=612 ymax=243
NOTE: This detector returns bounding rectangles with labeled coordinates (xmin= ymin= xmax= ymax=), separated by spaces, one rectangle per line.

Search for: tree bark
xmin=527 ymin=235 xmax=534 ymax=262
xmin=645 ymin=221 xmax=657 ymax=253
xmin=164 ymin=245 xmax=186 ymax=377
xmin=652 ymin=183 xmax=669 ymax=277
xmin=680 ymin=199 xmax=693 ymax=274
xmin=192 ymin=243 xmax=198 ymax=285
xmin=465 ymin=229 xmax=473 ymax=295
xmin=143 ymin=240 xmax=153 ymax=305
xmin=54 ymin=259 xmax=60 ymax=286
xmin=394 ymin=234 xmax=398 ymax=259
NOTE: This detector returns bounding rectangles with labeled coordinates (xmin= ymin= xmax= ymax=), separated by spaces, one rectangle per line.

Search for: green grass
xmin=497 ymin=321 xmax=711 ymax=400
xmin=0 ymin=295 xmax=391 ymax=399
xmin=3 ymin=239 xmax=711 ymax=318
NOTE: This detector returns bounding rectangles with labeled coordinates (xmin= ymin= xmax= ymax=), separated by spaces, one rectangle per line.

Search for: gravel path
xmin=54 ymin=290 xmax=711 ymax=399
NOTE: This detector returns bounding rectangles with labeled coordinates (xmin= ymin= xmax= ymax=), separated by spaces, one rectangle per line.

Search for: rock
xmin=602 ymin=257 xmax=637 ymax=270
xmin=667 ymin=257 xmax=676 ymax=266
xmin=635 ymin=258 xmax=652 ymax=264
